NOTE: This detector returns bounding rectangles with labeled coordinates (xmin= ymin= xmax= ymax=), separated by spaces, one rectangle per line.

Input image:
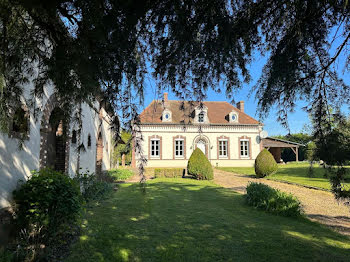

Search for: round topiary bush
xmin=187 ymin=148 xmax=213 ymax=180
xmin=254 ymin=149 xmax=278 ymax=178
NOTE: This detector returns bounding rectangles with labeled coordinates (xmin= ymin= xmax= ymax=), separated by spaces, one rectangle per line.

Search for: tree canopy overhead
xmin=0 ymin=0 xmax=349 ymax=129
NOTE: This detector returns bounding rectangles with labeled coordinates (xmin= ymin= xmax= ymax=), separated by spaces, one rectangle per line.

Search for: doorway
xmin=46 ymin=107 xmax=67 ymax=172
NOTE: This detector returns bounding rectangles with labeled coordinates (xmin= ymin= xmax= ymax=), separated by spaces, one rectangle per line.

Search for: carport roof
xmin=262 ymin=137 xmax=304 ymax=148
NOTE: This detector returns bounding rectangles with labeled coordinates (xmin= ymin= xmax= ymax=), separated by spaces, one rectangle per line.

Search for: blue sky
xmin=139 ymin=32 xmax=349 ymax=136
xmin=139 ymin=56 xmax=337 ymax=137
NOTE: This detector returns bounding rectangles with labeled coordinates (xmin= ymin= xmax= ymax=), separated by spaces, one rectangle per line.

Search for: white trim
xmin=218 ymin=140 xmax=228 ymax=158
xmin=150 ymin=139 xmax=160 ymax=157
xmin=240 ymin=140 xmax=249 ymax=157
xmin=175 ymin=139 xmax=184 ymax=158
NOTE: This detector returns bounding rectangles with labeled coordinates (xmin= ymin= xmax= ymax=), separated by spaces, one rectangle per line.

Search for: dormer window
xmin=229 ymin=110 xmax=239 ymax=123
xmin=198 ymin=113 xmax=204 ymax=123
xmin=194 ymin=104 xmax=209 ymax=124
xmin=162 ymin=109 xmax=172 ymax=122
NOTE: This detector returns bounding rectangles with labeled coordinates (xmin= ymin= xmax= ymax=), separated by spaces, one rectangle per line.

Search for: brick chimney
xmin=236 ymin=101 xmax=244 ymax=112
xmin=163 ymin=92 xmax=168 ymax=103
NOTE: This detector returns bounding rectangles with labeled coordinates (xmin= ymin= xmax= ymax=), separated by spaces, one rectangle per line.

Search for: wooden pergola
xmin=262 ymin=137 xmax=304 ymax=163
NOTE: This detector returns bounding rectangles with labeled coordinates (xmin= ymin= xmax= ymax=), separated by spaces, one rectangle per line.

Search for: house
xmin=132 ymin=93 xmax=264 ymax=168
xmin=0 ymin=84 xmax=115 ymax=208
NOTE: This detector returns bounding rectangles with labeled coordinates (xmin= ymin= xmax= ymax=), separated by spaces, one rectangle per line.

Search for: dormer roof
xmin=139 ymin=100 xmax=261 ymax=125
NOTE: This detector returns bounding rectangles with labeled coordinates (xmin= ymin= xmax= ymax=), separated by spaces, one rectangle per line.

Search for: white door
xmin=197 ymin=140 xmax=206 ymax=154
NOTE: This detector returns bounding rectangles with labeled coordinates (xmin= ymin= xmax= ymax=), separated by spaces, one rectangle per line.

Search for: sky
xmin=139 ymin=56 xmax=331 ymax=137
xmin=60 ymin=15 xmax=349 ymax=136
xmin=138 ymin=31 xmax=349 ymax=137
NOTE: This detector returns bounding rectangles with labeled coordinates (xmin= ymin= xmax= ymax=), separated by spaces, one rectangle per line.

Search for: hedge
xmin=154 ymin=168 xmax=184 ymax=178
xmin=246 ymin=182 xmax=302 ymax=217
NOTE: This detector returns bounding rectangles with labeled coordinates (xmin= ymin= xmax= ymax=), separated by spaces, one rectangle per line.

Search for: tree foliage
xmin=313 ymin=114 xmax=350 ymax=202
xmin=113 ymin=130 xmax=132 ymax=166
xmin=1 ymin=0 xmax=349 ymax=128
xmin=1 ymin=0 xmax=350 ymax=196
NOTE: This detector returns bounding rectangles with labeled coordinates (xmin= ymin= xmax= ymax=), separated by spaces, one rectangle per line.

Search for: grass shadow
xmin=66 ymin=179 xmax=350 ymax=262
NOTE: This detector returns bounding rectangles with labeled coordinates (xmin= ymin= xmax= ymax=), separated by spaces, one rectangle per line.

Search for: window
xmin=162 ymin=109 xmax=172 ymax=122
xmin=231 ymin=114 xmax=236 ymax=121
xmin=150 ymin=139 xmax=160 ymax=157
xmin=72 ymin=130 xmax=77 ymax=144
xmin=219 ymin=140 xmax=228 ymax=157
xmin=175 ymin=139 xmax=184 ymax=157
xmin=240 ymin=140 xmax=249 ymax=157
xmin=11 ymin=107 xmax=29 ymax=134
xmin=87 ymin=134 xmax=91 ymax=147
xmin=198 ymin=112 xmax=204 ymax=123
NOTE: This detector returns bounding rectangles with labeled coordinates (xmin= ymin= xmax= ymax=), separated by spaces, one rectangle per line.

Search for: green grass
xmin=66 ymin=178 xmax=350 ymax=262
xmin=107 ymin=168 xmax=134 ymax=181
xmin=0 ymin=248 xmax=13 ymax=262
xmin=218 ymin=163 xmax=350 ymax=190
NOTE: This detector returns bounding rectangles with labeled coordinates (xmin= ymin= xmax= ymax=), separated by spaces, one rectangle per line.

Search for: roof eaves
xmin=265 ymin=137 xmax=305 ymax=146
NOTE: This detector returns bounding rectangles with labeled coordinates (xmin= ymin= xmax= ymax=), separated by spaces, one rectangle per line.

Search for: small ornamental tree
xmin=254 ymin=149 xmax=278 ymax=178
xmin=187 ymin=148 xmax=213 ymax=180
xmin=305 ymin=141 xmax=318 ymax=163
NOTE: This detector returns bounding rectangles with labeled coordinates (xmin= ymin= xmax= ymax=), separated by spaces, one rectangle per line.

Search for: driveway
xmin=214 ymin=169 xmax=350 ymax=236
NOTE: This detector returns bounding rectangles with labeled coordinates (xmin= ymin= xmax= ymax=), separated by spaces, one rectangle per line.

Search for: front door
xmin=197 ymin=140 xmax=206 ymax=155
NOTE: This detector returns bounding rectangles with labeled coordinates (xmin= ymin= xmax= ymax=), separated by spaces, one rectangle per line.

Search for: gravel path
xmin=214 ymin=169 xmax=350 ymax=236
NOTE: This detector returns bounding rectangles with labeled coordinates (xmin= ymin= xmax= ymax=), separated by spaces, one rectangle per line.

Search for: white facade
xmin=0 ymin=84 xmax=114 ymax=208
xmin=134 ymin=94 xmax=263 ymax=169
xmin=134 ymin=123 xmax=263 ymax=168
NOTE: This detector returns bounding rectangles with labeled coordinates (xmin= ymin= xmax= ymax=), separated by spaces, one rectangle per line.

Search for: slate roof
xmin=139 ymin=100 xmax=261 ymax=125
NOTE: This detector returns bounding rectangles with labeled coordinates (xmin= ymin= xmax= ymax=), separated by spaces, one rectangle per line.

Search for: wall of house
xmin=0 ymin=85 xmax=114 ymax=208
xmin=134 ymin=124 xmax=263 ymax=168
xmin=68 ymin=102 xmax=98 ymax=176
xmin=99 ymin=107 xmax=114 ymax=171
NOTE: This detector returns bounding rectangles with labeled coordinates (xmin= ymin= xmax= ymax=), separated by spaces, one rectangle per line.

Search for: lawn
xmin=218 ymin=162 xmax=350 ymax=190
xmin=107 ymin=168 xmax=135 ymax=181
xmin=66 ymin=178 xmax=350 ymax=262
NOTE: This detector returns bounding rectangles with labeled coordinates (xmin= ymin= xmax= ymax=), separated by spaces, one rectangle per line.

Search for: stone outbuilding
xmin=0 ymin=85 xmax=115 ymax=208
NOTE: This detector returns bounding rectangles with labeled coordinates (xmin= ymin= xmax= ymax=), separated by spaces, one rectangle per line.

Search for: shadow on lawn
xmin=66 ymin=181 xmax=350 ymax=262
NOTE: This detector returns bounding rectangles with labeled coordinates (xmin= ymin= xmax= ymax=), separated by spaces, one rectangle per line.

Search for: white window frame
xmin=240 ymin=139 xmax=249 ymax=158
xmin=150 ymin=139 xmax=160 ymax=158
xmin=175 ymin=139 xmax=184 ymax=158
xmin=218 ymin=139 xmax=228 ymax=158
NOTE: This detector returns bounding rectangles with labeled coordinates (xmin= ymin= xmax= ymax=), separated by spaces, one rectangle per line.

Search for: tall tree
xmin=1 ymin=0 xmax=349 ymax=184
xmin=1 ymin=1 xmax=349 ymax=124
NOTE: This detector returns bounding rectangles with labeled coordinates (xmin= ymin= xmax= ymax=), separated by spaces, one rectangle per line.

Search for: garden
xmin=2 ymin=148 xmax=350 ymax=262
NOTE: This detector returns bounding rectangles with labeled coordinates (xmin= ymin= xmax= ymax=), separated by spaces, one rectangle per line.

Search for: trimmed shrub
xmin=154 ymin=168 xmax=184 ymax=178
xmin=254 ymin=149 xmax=278 ymax=178
xmin=246 ymin=182 xmax=302 ymax=217
xmin=107 ymin=168 xmax=134 ymax=181
xmin=13 ymin=169 xmax=82 ymax=234
xmin=187 ymin=148 xmax=213 ymax=180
